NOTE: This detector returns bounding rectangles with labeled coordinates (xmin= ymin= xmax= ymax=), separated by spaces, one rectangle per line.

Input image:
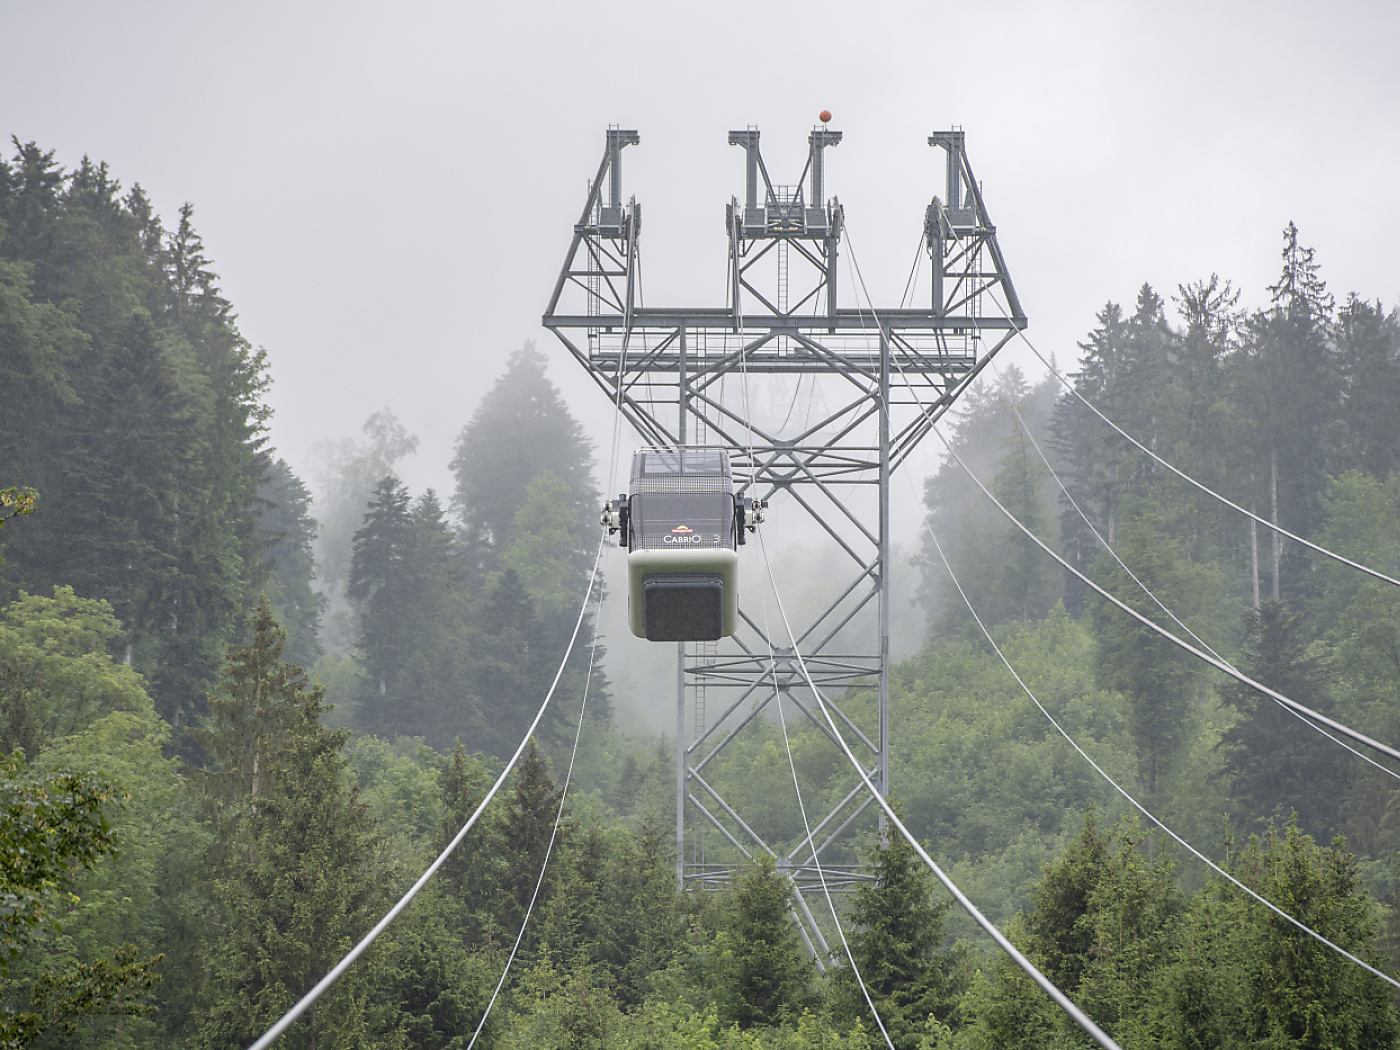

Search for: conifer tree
xmin=348 ymin=482 xmax=475 ymax=744
xmin=192 ymin=596 xmax=306 ymax=815
xmin=713 ymin=853 xmax=816 ymax=1029
xmin=436 ymin=743 xmax=496 ymax=925
xmin=1232 ymin=223 xmax=1336 ymax=599
xmin=310 ymin=409 xmax=419 ymax=641
xmin=830 ymin=822 xmax=958 ymax=1049
xmin=1330 ymin=294 xmax=1400 ymax=481
xmin=450 ymin=343 xmax=596 ymax=578
xmin=194 ymin=600 xmax=389 ymax=1049
xmin=1220 ymin=600 xmax=1346 ymax=838
xmin=1087 ymin=515 xmax=1212 ymax=800
xmin=257 ymin=457 xmax=324 ymax=670
xmin=492 ymin=740 xmax=567 ymax=939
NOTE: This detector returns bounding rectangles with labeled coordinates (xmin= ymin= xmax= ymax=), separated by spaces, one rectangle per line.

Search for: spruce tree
xmin=1220 ymin=600 xmax=1346 ymax=838
xmin=257 ymin=457 xmax=325 ymax=670
xmin=1087 ymin=515 xmax=1211 ymax=800
xmin=449 ymin=343 xmax=596 ymax=578
xmin=830 ymin=823 xmax=958 ymax=1049
xmin=492 ymin=740 xmax=567 ymax=940
xmin=713 ymin=853 xmax=816 ymax=1029
xmin=194 ymin=600 xmax=389 ymax=1049
xmin=1330 ymin=294 xmax=1400 ymax=481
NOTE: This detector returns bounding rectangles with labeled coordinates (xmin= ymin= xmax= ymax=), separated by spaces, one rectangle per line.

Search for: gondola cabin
xmin=603 ymin=448 xmax=762 ymax=642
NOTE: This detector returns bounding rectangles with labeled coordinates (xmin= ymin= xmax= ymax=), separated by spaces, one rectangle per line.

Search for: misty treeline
xmin=3 ymin=140 xmax=1400 ymax=1048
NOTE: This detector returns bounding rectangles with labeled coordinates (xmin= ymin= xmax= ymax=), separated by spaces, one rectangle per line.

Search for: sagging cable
xmin=931 ymin=424 xmax=1400 ymax=765
xmin=465 ymin=583 xmax=606 ymax=1049
xmin=984 ymin=359 xmax=1400 ymax=784
xmin=754 ymin=528 xmax=1123 ymax=1050
xmin=914 ymin=465 xmax=1400 ymax=993
xmin=1006 ymin=308 xmax=1400 ymax=592
xmin=247 ymin=532 xmax=609 ymax=1050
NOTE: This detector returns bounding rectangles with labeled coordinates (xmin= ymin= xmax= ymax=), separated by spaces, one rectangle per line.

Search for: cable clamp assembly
xmin=600 ymin=496 xmax=630 ymax=545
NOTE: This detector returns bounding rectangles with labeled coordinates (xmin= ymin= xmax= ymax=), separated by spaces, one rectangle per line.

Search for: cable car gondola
xmin=602 ymin=447 xmax=763 ymax=642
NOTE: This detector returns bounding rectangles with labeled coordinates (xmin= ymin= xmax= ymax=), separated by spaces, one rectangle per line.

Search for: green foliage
xmin=310 ymin=410 xmax=420 ymax=622
xmin=0 ymin=752 xmax=162 ymax=1047
xmin=0 ymin=490 xmax=37 ymax=561
xmin=0 ymin=141 xmax=275 ymax=728
xmin=712 ymin=855 xmax=817 ymax=1029
xmin=501 ymin=471 xmax=588 ymax=622
xmin=1088 ymin=514 xmax=1220 ymax=799
xmin=257 ymin=457 xmax=324 ymax=669
xmin=192 ymin=602 xmax=390 ymax=1050
xmin=1219 ymin=601 xmax=1346 ymax=837
xmin=830 ymin=818 xmax=962 ymax=1049
xmin=1161 ymin=823 xmax=1398 ymax=1050
xmin=0 ymin=586 xmax=152 ymax=758
xmin=494 ymin=741 xmax=568 ymax=941
xmin=449 ymin=343 xmax=596 ymax=577
xmin=920 ymin=365 xmax=1061 ymax=635
xmin=347 ymin=481 xmax=482 ymax=747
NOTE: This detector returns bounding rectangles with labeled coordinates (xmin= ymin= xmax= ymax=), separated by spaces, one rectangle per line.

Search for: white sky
xmin=5 ymin=0 xmax=1398 ymax=509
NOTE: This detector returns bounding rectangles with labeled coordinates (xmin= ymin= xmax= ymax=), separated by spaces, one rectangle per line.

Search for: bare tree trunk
xmin=1270 ymin=447 xmax=1282 ymax=601
xmin=1250 ymin=507 xmax=1260 ymax=611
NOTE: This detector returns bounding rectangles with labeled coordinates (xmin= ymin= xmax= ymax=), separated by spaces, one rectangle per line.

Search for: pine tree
xmin=1087 ymin=514 xmax=1215 ymax=800
xmin=348 ymin=482 xmax=476 ymax=744
xmin=1231 ymin=223 xmax=1337 ymax=599
xmin=830 ymin=823 xmax=959 ymax=1049
xmin=1220 ymin=600 xmax=1346 ymax=838
xmin=310 ymin=409 xmax=419 ymax=647
xmin=470 ymin=568 xmax=556 ymax=756
xmin=193 ymin=601 xmax=389 ymax=1049
xmin=713 ymin=853 xmax=816 ymax=1029
xmin=1 ymin=143 xmax=272 ymax=732
xmin=492 ymin=740 xmax=567 ymax=940
xmin=257 ymin=458 xmax=325 ymax=670
xmin=192 ymin=596 xmax=306 ymax=814
xmin=988 ymin=421 xmax=1060 ymax=625
xmin=1330 ymin=294 xmax=1400 ymax=481
xmin=1165 ymin=823 xmax=1398 ymax=1049
xmin=347 ymin=475 xmax=414 ymax=727
xmin=450 ymin=343 xmax=596 ymax=578
xmin=436 ymin=743 xmax=496 ymax=925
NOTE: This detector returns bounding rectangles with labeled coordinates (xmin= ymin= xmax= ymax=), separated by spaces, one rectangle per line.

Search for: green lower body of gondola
xmin=627 ymin=547 xmax=739 ymax=641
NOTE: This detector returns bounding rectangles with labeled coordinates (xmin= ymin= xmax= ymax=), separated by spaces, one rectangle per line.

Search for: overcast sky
xmin=5 ymin=0 xmax=1398 ymax=511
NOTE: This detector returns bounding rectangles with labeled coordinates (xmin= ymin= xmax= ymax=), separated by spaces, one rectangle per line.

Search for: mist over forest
xmin=5 ymin=129 xmax=1400 ymax=1050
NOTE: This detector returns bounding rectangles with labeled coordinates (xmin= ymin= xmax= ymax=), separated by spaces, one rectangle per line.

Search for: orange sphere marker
xmin=819 ymin=110 xmax=832 ymax=123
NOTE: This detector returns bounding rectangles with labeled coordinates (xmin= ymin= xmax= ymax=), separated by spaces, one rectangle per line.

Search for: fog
xmin=6 ymin=0 xmax=1398 ymax=582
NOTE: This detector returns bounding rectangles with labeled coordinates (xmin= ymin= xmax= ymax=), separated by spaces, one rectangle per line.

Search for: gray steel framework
xmin=543 ymin=125 xmax=1025 ymax=930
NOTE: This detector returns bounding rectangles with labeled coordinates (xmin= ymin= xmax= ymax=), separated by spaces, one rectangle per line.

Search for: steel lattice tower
xmin=543 ymin=125 xmax=1024 ymax=944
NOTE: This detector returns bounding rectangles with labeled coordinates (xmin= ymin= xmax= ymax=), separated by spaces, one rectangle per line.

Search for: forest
xmin=3 ymin=138 xmax=1400 ymax=1049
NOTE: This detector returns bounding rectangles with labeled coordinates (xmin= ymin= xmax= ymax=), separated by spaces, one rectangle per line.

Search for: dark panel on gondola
xmin=642 ymin=574 xmax=726 ymax=641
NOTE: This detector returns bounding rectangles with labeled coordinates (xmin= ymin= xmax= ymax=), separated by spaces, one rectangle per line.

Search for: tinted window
xmin=631 ymin=493 xmax=733 ymax=549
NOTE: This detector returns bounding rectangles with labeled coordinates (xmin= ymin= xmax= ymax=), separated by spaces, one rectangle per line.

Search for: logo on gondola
xmin=664 ymin=525 xmax=703 ymax=545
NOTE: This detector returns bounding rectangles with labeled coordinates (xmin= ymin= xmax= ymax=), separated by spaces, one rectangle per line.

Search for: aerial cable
xmin=844 ymin=220 xmax=1400 ymax=999
xmin=836 ymin=224 xmax=1400 ymax=767
xmin=914 ymin=470 xmax=1400 ymax=992
xmin=983 ymin=357 xmax=1400 ymax=784
xmin=465 ymin=584 xmax=607 ymax=1050
xmin=773 ymin=681 xmax=896 ymax=1050
xmin=754 ymin=528 xmax=1124 ymax=1050
xmin=994 ymin=297 xmax=1400 ymax=592
xmin=931 ymin=425 xmax=1400 ymax=765
xmin=246 ymin=532 xmax=609 ymax=1050
xmin=747 ymin=522 xmax=897 ymax=1050
xmin=828 ymin=225 xmax=1116 ymax=1048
